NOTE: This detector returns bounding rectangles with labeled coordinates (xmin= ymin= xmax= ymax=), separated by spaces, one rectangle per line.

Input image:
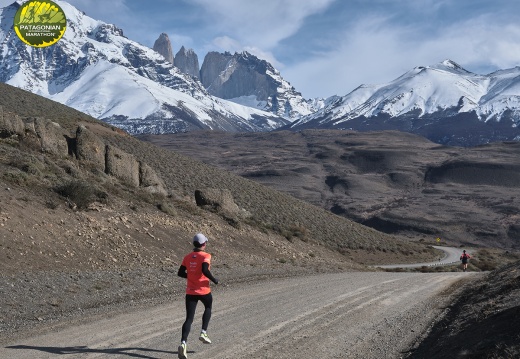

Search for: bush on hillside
xmin=54 ymin=180 xmax=108 ymax=210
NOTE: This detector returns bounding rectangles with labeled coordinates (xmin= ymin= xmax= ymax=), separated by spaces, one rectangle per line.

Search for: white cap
xmin=193 ymin=233 xmax=208 ymax=245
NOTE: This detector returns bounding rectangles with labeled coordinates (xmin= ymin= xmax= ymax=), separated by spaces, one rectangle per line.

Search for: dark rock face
xmin=200 ymin=51 xmax=274 ymax=101
xmin=199 ymin=51 xmax=234 ymax=93
xmin=153 ymin=33 xmax=174 ymax=63
xmin=174 ymin=46 xmax=199 ymax=79
xmin=199 ymin=51 xmax=309 ymax=119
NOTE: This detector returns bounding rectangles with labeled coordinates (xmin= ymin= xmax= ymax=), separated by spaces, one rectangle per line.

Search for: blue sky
xmin=3 ymin=0 xmax=520 ymax=99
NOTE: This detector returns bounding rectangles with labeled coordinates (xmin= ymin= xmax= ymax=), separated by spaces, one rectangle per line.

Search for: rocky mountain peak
xmin=153 ymin=32 xmax=174 ymax=63
xmin=174 ymin=46 xmax=200 ymax=79
xmin=199 ymin=51 xmax=314 ymax=120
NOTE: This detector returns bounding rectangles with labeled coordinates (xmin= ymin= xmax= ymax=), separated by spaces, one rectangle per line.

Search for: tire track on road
xmin=1 ymin=272 xmax=478 ymax=359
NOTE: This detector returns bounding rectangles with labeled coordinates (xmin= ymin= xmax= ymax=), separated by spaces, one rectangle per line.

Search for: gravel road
xmin=1 ymin=271 xmax=477 ymax=359
xmin=375 ymin=246 xmax=464 ymax=269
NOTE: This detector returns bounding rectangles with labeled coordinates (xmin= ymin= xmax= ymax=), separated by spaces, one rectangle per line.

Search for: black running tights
xmin=181 ymin=293 xmax=213 ymax=342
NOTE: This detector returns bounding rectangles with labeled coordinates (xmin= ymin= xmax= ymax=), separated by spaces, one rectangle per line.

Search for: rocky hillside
xmin=1 ymin=75 xmax=519 ymax=359
xmin=0 ymin=80 xmax=445 ymax=339
xmin=0 ymin=82 xmax=438 ymax=276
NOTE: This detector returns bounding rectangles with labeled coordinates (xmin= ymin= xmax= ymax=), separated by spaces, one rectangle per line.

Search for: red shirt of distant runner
xmin=181 ymin=251 xmax=212 ymax=295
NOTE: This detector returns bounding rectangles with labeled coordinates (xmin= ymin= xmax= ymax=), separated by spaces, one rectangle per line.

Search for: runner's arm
xmin=177 ymin=265 xmax=187 ymax=278
xmin=202 ymin=262 xmax=219 ymax=284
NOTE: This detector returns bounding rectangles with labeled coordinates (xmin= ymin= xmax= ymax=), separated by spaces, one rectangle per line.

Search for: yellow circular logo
xmin=14 ymin=1 xmax=67 ymax=48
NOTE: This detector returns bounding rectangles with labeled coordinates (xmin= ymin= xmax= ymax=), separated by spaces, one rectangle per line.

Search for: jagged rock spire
xmin=174 ymin=46 xmax=200 ymax=79
xmin=153 ymin=33 xmax=174 ymax=63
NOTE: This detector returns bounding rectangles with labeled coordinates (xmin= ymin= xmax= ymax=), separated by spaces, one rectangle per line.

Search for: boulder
xmin=105 ymin=145 xmax=140 ymax=187
xmin=30 ymin=117 xmax=69 ymax=156
xmin=140 ymin=162 xmax=168 ymax=195
xmin=194 ymin=188 xmax=249 ymax=219
xmin=75 ymin=125 xmax=105 ymax=171
xmin=0 ymin=106 xmax=25 ymax=137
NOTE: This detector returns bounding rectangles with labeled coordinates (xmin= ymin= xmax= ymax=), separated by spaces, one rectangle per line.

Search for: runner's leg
xmin=200 ymin=293 xmax=213 ymax=331
xmin=181 ymin=295 xmax=199 ymax=342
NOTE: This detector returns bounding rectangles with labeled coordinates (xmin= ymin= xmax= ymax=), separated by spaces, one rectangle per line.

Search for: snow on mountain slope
xmin=477 ymin=68 xmax=520 ymax=121
xmin=0 ymin=0 xmax=288 ymax=134
xmin=286 ymin=60 xmax=520 ymax=146
xmin=291 ymin=60 xmax=520 ymax=130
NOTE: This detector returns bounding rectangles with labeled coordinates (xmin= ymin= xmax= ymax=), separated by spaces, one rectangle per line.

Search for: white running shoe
xmin=199 ymin=332 xmax=212 ymax=344
xmin=178 ymin=342 xmax=187 ymax=359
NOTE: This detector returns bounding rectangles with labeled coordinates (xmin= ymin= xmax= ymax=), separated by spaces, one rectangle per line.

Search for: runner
xmin=177 ymin=233 xmax=219 ymax=359
xmin=460 ymin=249 xmax=471 ymax=272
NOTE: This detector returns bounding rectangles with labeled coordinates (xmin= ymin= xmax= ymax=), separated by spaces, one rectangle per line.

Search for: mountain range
xmin=287 ymin=60 xmax=520 ymax=146
xmin=1 ymin=0 xmax=520 ymax=146
xmin=0 ymin=0 xmax=289 ymax=134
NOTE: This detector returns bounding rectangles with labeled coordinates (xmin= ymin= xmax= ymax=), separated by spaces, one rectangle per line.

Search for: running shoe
xmin=199 ymin=332 xmax=212 ymax=344
xmin=178 ymin=343 xmax=187 ymax=359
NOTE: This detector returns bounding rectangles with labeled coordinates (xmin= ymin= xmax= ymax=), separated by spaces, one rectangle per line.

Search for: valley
xmin=139 ymin=129 xmax=520 ymax=250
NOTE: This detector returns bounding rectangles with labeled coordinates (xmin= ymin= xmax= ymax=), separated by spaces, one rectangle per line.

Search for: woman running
xmin=177 ymin=233 xmax=219 ymax=359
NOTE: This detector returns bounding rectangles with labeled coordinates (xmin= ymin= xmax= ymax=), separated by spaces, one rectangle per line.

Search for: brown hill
xmin=138 ymin=129 xmax=520 ymax=249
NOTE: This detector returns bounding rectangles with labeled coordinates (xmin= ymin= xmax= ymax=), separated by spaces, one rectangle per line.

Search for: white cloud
xmin=192 ymin=0 xmax=334 ymax=50
xmin=284 ymin=14 xmax=520 ymax=99
xmin=65 ymin=0 xmax=130 ymax=21
xmin=212 ymin=36 xmax=242 ymax=53
xmin=209 ymin=36 xmax=281 ymax=67
xmin=426 ymin=17 xmax=520 ymax=72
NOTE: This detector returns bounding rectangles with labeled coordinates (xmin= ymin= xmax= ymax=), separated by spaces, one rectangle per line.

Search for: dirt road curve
xmin=1 ymin=271 xmax=477 ymax=359
xmin=375 ymin=246 xmax=464 ymax=269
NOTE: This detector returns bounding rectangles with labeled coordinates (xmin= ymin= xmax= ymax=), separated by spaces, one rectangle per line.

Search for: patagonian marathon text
xmin=18 ymin=25 xmax=62 ymax=30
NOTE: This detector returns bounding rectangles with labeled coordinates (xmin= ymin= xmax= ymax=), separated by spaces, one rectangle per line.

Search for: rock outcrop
xmin=76 ymin=125 xmax=106 ymax=170
xmin=0 ymin=106 xmax=24 ymax=137
xmin=0 ymin=106 xmax=168 ymax=196
xmin=153 ymin=33 xmax=174 ymax=64
xmin=174 ymin=46 xmax=200 ymax=79
xmin=106 ymin=145 xmax=140 ymax=187
xmin=194 ymin=188 xmax=250 ymax=219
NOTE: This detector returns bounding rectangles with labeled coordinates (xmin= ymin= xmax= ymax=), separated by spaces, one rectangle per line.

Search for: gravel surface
xmin=0 ymin=270 xmax=479 ymax=359
xmin=375 ymin=246 xmax=464 ymax=269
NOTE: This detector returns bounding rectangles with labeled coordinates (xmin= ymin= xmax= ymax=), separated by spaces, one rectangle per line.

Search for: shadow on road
xmin=5 ymin=345 xmax=178 ymax=358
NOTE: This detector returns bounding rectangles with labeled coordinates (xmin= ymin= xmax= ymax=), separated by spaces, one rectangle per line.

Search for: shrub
xmin=3 ymin=170 xmax=29 ymax=186
xmin=157 ymin=202 xmax=176 ymax=216
xmin=54 ymin=180 xmax=107 ymax=210
xmin=472 ymin=260 xmax=497 ymax=272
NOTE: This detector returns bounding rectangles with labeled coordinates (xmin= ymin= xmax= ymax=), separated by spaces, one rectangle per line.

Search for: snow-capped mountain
xmin=199 ymin=51 xmax=322 ymax=121
xmin=289 ymin=60 xmax=520 ymax=146
xmin=0 ymin=0 xmax=289 ymax=134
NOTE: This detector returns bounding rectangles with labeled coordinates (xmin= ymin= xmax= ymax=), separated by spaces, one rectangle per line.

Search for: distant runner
xmin=460 ymin=250 xmax=471 ymax=272
xmin=177 ymin=233 xmax=219 ymax=359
